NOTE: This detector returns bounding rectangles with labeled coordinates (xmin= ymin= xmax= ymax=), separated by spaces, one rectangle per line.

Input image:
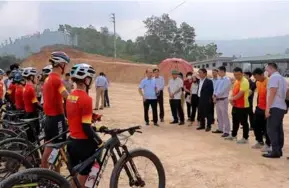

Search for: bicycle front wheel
xmin=110 ymin=148 xmax=165 ymax=188
xmin=0 ymin=168 xmax=71 ymax=188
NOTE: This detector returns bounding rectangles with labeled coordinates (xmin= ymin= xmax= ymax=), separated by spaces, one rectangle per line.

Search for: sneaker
xmin=145 ymin=122 xmax=149 ymax=126
xmin=221 ymin=133 xmax=230 ymax=138
xmin=224 ymin=136 xmax=237 ymax=141
xmin=252 ymin=142 xmax=264 ymax=149
xmin=261 ymin=145 xmax=272 ymax=153
xmin=237 ymin=138 xmax=248 ymax=144
xmin=212 ymin=129 xmax=223 ymax=134
xmin=154 ymin=123 xmax=159 ymax=127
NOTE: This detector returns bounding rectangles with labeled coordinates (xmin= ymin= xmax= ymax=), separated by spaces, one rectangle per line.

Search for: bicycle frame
xmin=69 ymin=134 xmax=138 ymax=188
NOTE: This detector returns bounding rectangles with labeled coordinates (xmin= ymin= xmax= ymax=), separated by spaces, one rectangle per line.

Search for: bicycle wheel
xmin=0 ymin=129 xmax=18 ymax=141
xmin=110 ymin=148 xmax=166 ymax=188
xmin=0 ymin=138 xmax=41 ymax=167
xmin=0 ymin=150 xmax=33 ymax=181
xmin=0 ymin=168 xmax=71 ymax=188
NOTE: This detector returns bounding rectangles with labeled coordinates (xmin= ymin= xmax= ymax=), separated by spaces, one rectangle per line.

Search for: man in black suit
xmin=196 ymin=68 xmax=214 ymax=132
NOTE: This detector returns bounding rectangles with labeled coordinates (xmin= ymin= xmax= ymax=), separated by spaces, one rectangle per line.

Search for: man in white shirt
xmin=168 ymin=70 xmax=185 ymax=125
xmin=94 ymin=72 xmax=108 ymax=110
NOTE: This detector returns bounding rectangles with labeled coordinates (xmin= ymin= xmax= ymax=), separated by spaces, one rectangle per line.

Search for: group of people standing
xmin=139 ymin=62 xmax=289 ymax=159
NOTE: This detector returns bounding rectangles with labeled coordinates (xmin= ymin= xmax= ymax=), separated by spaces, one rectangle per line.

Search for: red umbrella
xmin=158 ymin=58 xmax=193 ymax=82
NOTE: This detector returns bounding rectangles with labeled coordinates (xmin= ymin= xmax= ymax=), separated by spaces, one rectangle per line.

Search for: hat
xmin=171 ymin=70 xmax=179 ymax=75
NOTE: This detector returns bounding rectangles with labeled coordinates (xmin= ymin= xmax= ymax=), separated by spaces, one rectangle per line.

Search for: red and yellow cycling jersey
xmin=43 ymin=72 xmax=66 ymax=116
xmin=66 ymin=89 xmax=93 ymax=139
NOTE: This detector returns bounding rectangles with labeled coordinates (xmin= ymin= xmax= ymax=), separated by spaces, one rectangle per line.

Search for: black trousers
xmin=198 ymin=100 xmax=212 ymax=128
xmin=169 ymin=99 xmax=184 ymax=122
xmin=143 ymin=99 xmax=158 ymax=123
xmin=190 ymin=94 xmax=199 ymax=121
xmin=157 ymin=90 xmax=164 ymax=119
xmin=211 ymin=103 xmax=215 ymax=122
xmin=248 ymin=103 xmax=254 ymax=129
xmin=267 ymin=108 xmax=286 ymax=154
xmin=232 ymin=107 xmax=249 ymax=139
xmin=104 ymin=89 xmax=110 ymax=107
xmin=185 ymin=92 xmax=191 ymax=120
xmin=254 ymin=107 xmax=270 ymax=146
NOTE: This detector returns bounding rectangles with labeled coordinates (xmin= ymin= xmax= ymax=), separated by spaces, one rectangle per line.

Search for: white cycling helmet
xmin=22 ymin=67 xmax=37 ymax=78
xmin=0 ymin=69 xmax=4 ymax=76
xmin=49 ymin=51 xmax=70 ymax=66
xmin=70 ymin=63 xmax=96 ymax=80
xmin=42 ymin=65 xmax=52 ymax=75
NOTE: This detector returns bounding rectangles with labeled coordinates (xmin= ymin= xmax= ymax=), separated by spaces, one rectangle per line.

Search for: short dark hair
xmin=99 ymin=72 xmax=104 ymax=76
xmin=233 ymin=67 xmax=243 ymax=73
xmin=10 ymin=63 xmax=19 ymax=71
xmin=218 ymin=66 xmax=226 ymax=72
xmin=186 ymin=72 xmax=193 ymax=77
xmin=267 ymin=63 xmax=278 ymax=70
xmin=65 ymin=73 xmax=70 ymax=77
xmin=252 ymin=68 xmax=264 ymax=75
xmin=199 ymin=68 xmax=207 ymax=74
xmin=244 ymin=71 xmax=252 ymax=78
xmin=153 ymin=68 xmax=159 ymax=72
xmin=6 ymin=70 xmax=11 ymax=75
xmin=178 ymin=72 xmax=183 ymax=78
xmin=212 ymin=69 xmax=218 ymax=72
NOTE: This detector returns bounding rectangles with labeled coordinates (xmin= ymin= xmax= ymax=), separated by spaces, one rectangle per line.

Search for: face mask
xmin=187 ymin=76 xmax=192 ymax=79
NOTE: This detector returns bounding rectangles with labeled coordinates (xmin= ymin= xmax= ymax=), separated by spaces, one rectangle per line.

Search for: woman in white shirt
xmin=190 ymin=75 xmax=199 ymax=123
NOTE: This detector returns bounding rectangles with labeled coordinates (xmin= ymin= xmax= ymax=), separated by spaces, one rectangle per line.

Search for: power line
xmin=124 ymin=1 xmax=187 ymax=38
xmin=167 ymin=1 xmax=186 ymax=14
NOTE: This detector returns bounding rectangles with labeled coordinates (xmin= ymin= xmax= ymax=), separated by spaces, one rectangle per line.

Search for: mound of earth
xmin=22 ymin=46 xmax=156 ymax=84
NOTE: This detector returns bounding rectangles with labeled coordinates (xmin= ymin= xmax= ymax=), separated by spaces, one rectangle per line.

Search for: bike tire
xmin=0 ymin=138 xmax=41 ymax=166
xmin=0 ymin=129 xmax=18 ymax=141
xmin=0 ymin=150 xmax=33 ymax=178
xmin=110 ymin=148 xmax=166 ymax=188
xmin=0 ymin=168 xmax=72 ymax=188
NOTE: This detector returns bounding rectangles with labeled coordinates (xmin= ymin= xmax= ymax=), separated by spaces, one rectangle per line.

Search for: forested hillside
xmin=0 ymin=14 xmax=219 ymax=67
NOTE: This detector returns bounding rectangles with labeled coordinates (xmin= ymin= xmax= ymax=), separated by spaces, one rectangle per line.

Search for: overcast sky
xmin=0 ymin=0 xmax=289 ymax=43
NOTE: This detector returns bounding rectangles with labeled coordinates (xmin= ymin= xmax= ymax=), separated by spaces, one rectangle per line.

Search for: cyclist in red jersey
xmin=0 ymin=69 xmax=5 ymax=107
xmin=14 ymin=72 xmax=25 ymax=111
xmin=38 ymin=65 xmax=52 ymax=104
xmin=66 ymin=63 xmax=105 ymax=186
xmin=41 ymin=51 xmax=70 ymax=169
xmin=5 ymin=70 xmax=19 ymax=109
xmin=22 ymin=67 xmax=42 ymax=142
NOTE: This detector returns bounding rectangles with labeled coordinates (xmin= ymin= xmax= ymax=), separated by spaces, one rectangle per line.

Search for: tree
xmin=24 ymin=45 xmax=31 ymax=55
xmin=0 ymin=55 xmax=21 ymax=70
xmin=55 ymin=14 xmax=221 ymax=64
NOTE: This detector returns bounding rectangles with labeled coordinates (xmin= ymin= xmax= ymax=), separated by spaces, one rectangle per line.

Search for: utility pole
xmin=111 ymin=13 xmax=116 ymax=59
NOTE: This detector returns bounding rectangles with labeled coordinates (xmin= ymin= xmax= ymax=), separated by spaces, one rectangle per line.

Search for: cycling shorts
xmin=67 ymin=138 xmax=97 ymax=175
xmin=24 ymin=112 xmax=39 ymax=143
xmin=44 ymin=114 xmax=67 ymax=143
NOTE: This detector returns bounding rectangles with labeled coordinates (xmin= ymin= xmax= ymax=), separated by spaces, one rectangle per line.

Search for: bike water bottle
xmin=85 ymin=162 xmax=100 ymax=188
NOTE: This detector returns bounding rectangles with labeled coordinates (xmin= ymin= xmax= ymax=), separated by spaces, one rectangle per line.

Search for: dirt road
xmin=93 ymin=82 xmax=289 ymax=188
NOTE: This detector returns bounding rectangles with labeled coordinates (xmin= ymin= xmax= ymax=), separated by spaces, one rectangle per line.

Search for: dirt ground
xmin=91 ymin=82 xmax=289 ymax=188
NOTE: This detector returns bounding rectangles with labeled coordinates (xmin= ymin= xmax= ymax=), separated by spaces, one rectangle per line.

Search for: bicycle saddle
xmin=20 ymin=117 xmax=39 ymax=123
xmin=46 ymin=140 xmax=71 ymax=149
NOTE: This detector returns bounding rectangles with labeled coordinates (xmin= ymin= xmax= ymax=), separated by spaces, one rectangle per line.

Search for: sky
xmin=0 ymin=0 xmax=289 ymax=43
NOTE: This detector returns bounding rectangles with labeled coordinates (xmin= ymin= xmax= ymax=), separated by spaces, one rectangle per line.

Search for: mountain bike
xmin=60 ymin=125 xmax=166 ymax=188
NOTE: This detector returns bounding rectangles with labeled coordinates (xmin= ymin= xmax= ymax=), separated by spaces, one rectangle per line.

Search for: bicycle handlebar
xmin=100 ymin=125 xmax=142 ymax=135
